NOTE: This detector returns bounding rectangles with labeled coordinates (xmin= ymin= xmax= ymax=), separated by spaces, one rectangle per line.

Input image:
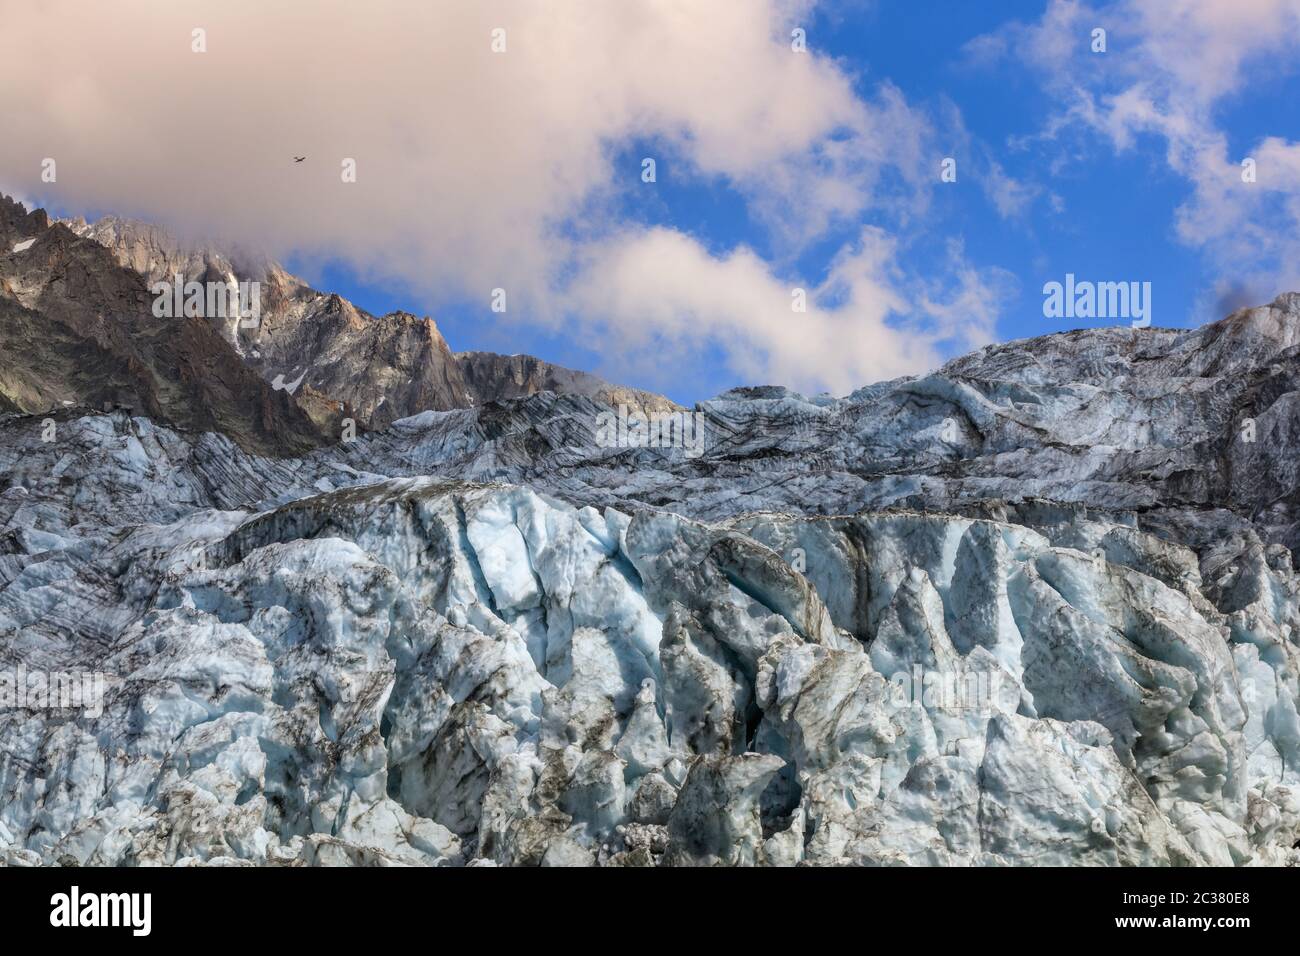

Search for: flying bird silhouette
xmin=293 ymin=156 xmax=306 ymax=163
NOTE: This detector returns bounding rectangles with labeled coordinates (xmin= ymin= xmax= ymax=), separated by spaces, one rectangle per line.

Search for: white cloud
xmin=565 ymin=226 xmax=1006 ymax=396
xmin=0 ymin=0 xmax=1007 ymax=394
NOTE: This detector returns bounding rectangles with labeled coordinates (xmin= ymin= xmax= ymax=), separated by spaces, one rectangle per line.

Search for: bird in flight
xmin=293 ymin=156 xmax=306 ymax=163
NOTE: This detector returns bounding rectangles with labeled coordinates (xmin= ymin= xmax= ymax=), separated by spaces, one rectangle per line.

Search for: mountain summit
xmin=1 ymin=198 xmax=673 ymax=448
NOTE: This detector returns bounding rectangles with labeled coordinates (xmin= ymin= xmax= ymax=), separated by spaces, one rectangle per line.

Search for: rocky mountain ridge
xmin=1 ymin=196 xmax=673 ymax=450
xmin=58 ymin=209 xmax=677 ymax=429
xmin=0 ymin=197 xmax=324 ymax=456
xmin=2 ymin=201 xmax=1300 ymax=865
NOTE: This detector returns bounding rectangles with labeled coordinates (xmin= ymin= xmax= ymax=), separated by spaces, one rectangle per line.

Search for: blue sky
xmin=8 ymin=0 xmax=1300 ymax=406
xmin=281 ymin=1 xmax=1299 ymax=404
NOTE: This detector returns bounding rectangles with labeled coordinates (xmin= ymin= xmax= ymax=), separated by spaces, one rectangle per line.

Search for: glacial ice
xmin=0 ymin=455 xmax=1297 ymax=865
xmin=4 ymin=297 xmax=1300 ymax=865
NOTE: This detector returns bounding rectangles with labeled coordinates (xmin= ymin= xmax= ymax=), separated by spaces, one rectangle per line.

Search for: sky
xmin=2 ymin=0 xmax=1299 ymax=405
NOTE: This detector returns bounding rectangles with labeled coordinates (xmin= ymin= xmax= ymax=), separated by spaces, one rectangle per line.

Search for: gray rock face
xmin=3 ymin=226 xmax=1300 ymax=864
xmin=0 ymin=198 xmax=325 ymax=456
xmin=61 ymin=213 xmax=477 ymax=430
xmin=59 ymin=213 xmax=676 ymax=431
xmin=456 ymin=351 xmax=680 ymax=421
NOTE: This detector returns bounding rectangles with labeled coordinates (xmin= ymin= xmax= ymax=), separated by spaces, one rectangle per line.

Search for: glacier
xmin=2 ymin=294 xmax=1300 ymax=866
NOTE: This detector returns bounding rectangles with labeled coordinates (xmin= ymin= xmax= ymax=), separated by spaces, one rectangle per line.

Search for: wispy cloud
xmin=968 ymin=0 xmax=1300 ymax=314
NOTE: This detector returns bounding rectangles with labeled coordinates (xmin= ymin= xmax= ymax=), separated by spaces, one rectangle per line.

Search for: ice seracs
xmin=2 ymin=292 xmax=1300 ymax=866
xmin=0 ymin=447 xmax=1298 ymax=865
